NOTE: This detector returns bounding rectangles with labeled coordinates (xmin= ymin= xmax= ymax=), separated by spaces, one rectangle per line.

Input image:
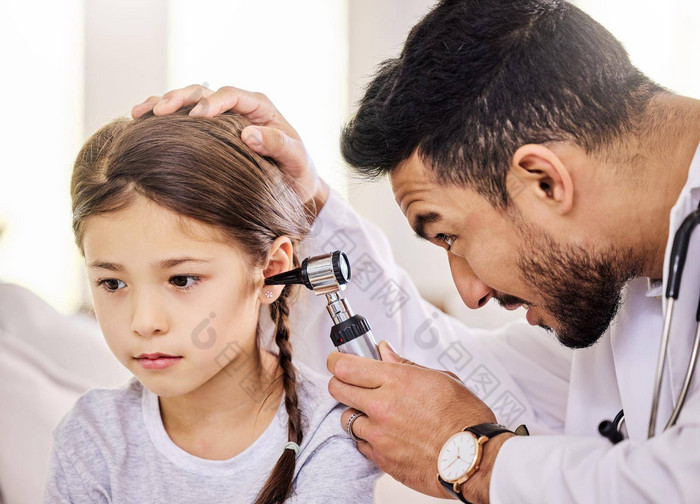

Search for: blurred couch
xmin=0 ymin=283 xmax=131 ymax=504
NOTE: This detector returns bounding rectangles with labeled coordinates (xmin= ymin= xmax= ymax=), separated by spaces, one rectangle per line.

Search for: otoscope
xmin=264 ymin=250 xmax=382 ymax=360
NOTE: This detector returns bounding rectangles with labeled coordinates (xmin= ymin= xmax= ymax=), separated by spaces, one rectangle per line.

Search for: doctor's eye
xmin=435 ymin=233 xmax=456 ymax=250
xmin=169 ymin=275 xmax=201 ymax=291
xmin=96 ymin=278 xmax=126 ymax=293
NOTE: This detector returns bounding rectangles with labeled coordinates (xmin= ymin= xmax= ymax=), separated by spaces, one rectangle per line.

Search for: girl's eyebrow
xmin=88 ymin=257 xmax=213 ymax=272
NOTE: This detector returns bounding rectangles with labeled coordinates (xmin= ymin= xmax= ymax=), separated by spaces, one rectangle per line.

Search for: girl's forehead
xmin=86 ymin=195 xmax=220 ymax=238
xmin=82 ymin=196 xmax=239 ymax=265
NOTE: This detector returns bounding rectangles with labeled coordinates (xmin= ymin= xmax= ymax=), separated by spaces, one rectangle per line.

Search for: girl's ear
xmin=260 ymin=236 xmax=294 ymax=304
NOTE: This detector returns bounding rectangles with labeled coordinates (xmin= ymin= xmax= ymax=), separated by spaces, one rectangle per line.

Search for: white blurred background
xmin=0 ymin=1 xmax=699 ymax=503
xmin=1 ymin=0 xmax=699 ymax=321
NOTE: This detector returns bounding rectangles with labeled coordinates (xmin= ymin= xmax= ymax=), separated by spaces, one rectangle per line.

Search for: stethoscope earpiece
xmin=599 ymin=409 xmax=625 ymax=444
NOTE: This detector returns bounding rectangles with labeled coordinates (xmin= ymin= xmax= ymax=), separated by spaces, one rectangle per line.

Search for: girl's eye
xmin=169 ymin=275 xmax=201 ymax=291
xmin=95 ymin=276 xmax=201 ymax=293
xmin=97 ymin=278 xmax=126 ymax=293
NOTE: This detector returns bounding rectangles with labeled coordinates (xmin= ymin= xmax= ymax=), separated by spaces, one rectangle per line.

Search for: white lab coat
xmin=263 ymin=143 xmax=700 ymax=503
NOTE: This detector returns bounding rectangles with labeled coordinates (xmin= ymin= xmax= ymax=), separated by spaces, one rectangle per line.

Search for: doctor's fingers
xmin=328 ymin=376 xmax=391 ymax=417
xmin=328 ymin=351 xmax=405 ymax=389
xmin=380 ymin=342 xmax=463 ymax=383
xmin=191 ymin=86 xmax=300 ymax=138
xmin=379 ymin=340 xmax=453 ymax=375
xmin=131 ymin=95 xmax=163 ymax=118
xmin=377 ymin=340 xmax=460 ymax=381
xmin=241 ymin=125 xmax=313 ymax=177
xmin=340 ymin=408 xmax=448 ymax=498
xmin=131 ymin=84 xmax=214 ymax=118
xmin=342 ymin=408 xmax=373 ymax=444
xmin=378 ymin=339 xmax=416 ymax=366
xmin=341 ymin=409 xmax=382 ymax=463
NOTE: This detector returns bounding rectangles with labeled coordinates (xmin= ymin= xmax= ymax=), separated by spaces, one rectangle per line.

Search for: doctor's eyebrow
xmin=88 ymin=257 xmax=213 ymax=272
xmin=412 ymin=212 xmax=443 ymax=241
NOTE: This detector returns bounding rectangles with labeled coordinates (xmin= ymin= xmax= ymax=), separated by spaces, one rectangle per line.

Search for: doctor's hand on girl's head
xmin=131 ymin=84 xmax=328 ymax=214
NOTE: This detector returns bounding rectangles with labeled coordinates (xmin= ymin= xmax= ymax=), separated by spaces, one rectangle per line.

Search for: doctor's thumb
xmin=378 ymin=340 xmax=414 ymax=365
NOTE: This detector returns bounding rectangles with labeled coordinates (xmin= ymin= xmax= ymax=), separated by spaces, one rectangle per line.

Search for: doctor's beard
xmin=516 ymin=223 xmax=645 ymax=349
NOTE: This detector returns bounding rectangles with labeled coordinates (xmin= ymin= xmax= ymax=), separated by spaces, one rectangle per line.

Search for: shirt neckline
xmin=141 ymin=381 xmax=287 ymax=476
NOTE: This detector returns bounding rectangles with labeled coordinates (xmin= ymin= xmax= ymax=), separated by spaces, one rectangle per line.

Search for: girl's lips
xmin=136 ymin=352 xmax=180 ymax=359
xmin=136 ymin=356 xmax=183 ymax=370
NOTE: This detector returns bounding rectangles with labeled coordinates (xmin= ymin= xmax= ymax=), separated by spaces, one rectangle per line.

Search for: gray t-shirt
xmin=43 ymin=361 xmax=380 ymax=503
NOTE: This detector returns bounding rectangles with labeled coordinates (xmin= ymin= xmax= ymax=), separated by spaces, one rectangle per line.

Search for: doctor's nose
xmin=130 ymin=291 xmax=169 ymax=337
xmin=447 ymin=253 xmax=493 ymax=310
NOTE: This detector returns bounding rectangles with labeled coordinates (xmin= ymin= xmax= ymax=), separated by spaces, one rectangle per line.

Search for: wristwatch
xmin=436 ymin=423 xmax=518 ymax=503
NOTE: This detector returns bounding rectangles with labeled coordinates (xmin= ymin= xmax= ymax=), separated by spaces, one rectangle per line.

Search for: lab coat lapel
xmin=610 ymin=143 xmax=700 ymax=440
xmin=663 ymin=144 xmax=700 ymax=428
xmin=610 ymin=278 xmax=667 ymax=441
xmin=565 ymin=328 xmax=621 ymax=437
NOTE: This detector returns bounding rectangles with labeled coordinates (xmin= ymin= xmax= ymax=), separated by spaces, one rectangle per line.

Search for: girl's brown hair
xmin=71 ymin=108 xmax=311 ymax=503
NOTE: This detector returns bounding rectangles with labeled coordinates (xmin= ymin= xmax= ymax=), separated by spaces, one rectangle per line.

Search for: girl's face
xmin=82 ymin=195 xmax=264 ymax=397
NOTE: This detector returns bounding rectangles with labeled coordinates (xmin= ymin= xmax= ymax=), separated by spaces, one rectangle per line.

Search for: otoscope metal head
xmin=264 ymin=249 xmax=381 ymax=361
xmin=264 ymin=250 xmax=351 ymax=295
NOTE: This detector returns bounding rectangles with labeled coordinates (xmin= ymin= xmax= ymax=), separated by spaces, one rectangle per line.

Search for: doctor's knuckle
xmin=162 ymin=88 xmax=185 ymax=100
xmin=333 ymin=358 xmax=350 ymax=380
xmin=253 ymin=91 xmax=269 ymax=102
xmin=327 ymin=377 xmax=341 ymax=397
xmin=367 ymin=399 xmax=390 ymax=421
xmin=366 ymin=425 xmax=385 ymax=446
xmin=270 ymin=130 xmax=287 ymax=155
xmin=382 ymin=363 xmax=402 ymax=385
xmin=217 ymin=85 xmax=237 ymax=95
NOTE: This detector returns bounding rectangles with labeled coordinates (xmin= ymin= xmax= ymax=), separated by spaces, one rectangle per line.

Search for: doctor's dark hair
xmin=71 ymin=109 xmax=310 ymax=504
xmin=341 ymin=0 xmax=665 ymax=207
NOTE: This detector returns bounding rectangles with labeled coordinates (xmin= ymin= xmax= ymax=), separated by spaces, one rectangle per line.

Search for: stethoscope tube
xmin=601 ymin=204 xmax=700 ymax=444
xmin=648 ymin=206 xmax=700 ymax=438
xmin=648 ymin=298 xmax=677 ymax=437
xmin=667 ymin=323 xmax=700 ymax=430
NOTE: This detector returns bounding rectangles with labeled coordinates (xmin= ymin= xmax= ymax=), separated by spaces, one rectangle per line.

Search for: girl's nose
xmin=130 ymin=291 xmax=169 ymax=337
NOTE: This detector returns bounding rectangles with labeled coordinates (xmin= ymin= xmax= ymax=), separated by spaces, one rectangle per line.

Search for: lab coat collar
xmin=660 ymin=141 xmax=700 ymax=432
xmin=613 ymin=141 xmax=700 ymax=440
xmin=646 ymin=278 xmax=663 ymax=298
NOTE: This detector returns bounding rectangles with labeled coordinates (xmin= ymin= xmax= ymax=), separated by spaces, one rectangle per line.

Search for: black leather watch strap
xmin=438 ymin=475 xmax=473 ymax=503
xmin=465 ymin=422 xmax=512 ymax=439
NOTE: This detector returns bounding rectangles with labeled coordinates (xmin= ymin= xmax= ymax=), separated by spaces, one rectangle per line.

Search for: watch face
xmin=437 ymin=431 xmax=478 ymax=482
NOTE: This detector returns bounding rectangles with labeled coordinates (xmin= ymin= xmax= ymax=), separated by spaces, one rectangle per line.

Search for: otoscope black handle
xmin=331 ymin=314 xmax=382 ymax=360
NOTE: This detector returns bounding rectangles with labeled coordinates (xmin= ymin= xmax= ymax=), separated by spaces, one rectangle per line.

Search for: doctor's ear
xmin=506 ymin=144 xmax=574 ymax=215
xmin=260 ymin=237 xmax=294 ymax=303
